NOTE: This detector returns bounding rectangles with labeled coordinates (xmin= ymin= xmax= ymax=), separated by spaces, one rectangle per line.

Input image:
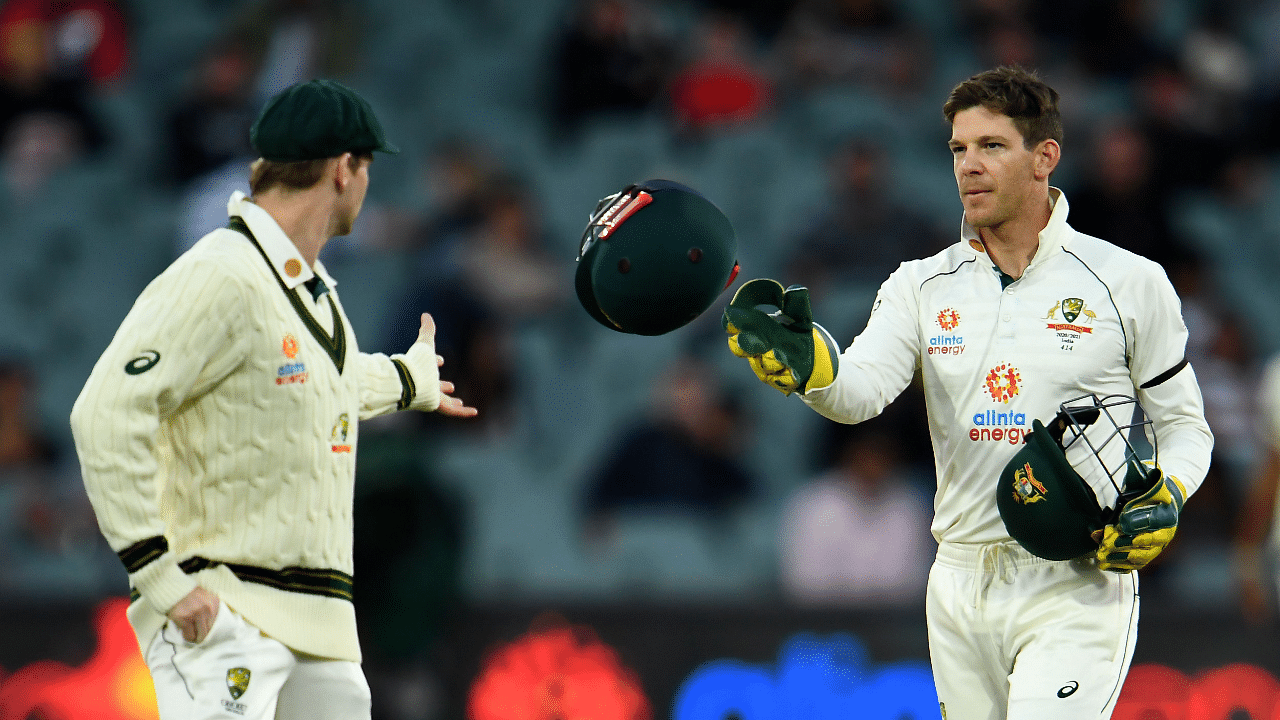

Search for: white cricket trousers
xmin=927 ymin=541 xmax=1139 ymax=720
xmin=143 ymin=601 xmax=372 ymax=720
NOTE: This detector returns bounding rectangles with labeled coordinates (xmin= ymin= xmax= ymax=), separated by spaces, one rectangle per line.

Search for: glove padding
xmin=1093 ymin=465 xmax=1186 ymax=572
xmin=722 ymin=278 xmax=839 ymax=396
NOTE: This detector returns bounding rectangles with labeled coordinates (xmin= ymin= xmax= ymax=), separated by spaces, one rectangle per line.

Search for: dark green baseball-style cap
xmin=250 ymin=79 xmax=399 ymax=162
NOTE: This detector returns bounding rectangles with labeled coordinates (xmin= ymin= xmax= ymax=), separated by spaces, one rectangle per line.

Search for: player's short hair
xmin=942 ymin=65 xmax=1063 ymax=149
xmin=249 ymin=152 xmax=372 ymax=196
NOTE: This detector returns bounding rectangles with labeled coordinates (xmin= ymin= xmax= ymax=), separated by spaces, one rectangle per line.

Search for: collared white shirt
xmin=803 ymin=189 xmax=1213 ymax=545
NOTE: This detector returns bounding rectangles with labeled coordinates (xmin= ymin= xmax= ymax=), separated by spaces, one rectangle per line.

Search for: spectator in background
xmin=1238 ymin=349 xmax=1280 ymax=624
xmin=0 ymin=0 xmax=129 ymax=87
xmin=779 ymin=419 xmax=933 ymax=606
xmin=0 ymin=0 xmax=113 ymax=200
xmin=691 ymin=0 xmax=799 ymax=44
xmin=786 ymin=137 xmax=948 ymax=292
xmin=164 ymin=39 xmax=256 ymax=187
xmin=0 ymin=359 xmax=116 ymax=599
xmin=1067 ymin=120 xmax=1176 ymax=266
xmin=230 ymin=0 xmax=366 ymax=103
xmin=775 ymin=0 xmax=925 ymax=96
xmin=549 ymin=0 xmax=670 ymax=139
xmin=412 ymin=137 xmax=500 ymax=253
xmin=1135 ymin=60 xmax=1232 ymax=196
xmin=1178 ymin=7 xmax=1255 ymax=147
xmin=668 ymin=11 xmax=773 ymax=135
xmin=385 ymin=174 xmax=564 ymax=432
xmin=1065 ymin=0 xmax=1160 ymax=81
xmin=582 ymin=356 xmax=756 ymax=539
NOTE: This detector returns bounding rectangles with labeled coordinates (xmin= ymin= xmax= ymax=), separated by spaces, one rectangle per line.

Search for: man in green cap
xmin=71 ymin=79 xmax=477 ymax=720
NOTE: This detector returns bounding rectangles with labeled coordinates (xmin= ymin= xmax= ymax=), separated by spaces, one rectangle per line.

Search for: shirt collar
xmin=226 ymin=191 xmax=338 ymax=292
xmin=959 ymin=187 xmax=1071 ymax=267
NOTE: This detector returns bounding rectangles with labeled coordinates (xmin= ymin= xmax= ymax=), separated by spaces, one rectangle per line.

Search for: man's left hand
xmin=1094 ymin=469 xmax=1187 ymax=572
xmin=433 ymin=352 xmax=478 ymax=418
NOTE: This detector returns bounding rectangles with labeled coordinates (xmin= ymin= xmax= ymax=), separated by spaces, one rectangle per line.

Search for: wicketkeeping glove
xmin=722 ymin=278 xmax=839 ymax=396
xmin=1093 ymin=464 xmax=1187 ymax=572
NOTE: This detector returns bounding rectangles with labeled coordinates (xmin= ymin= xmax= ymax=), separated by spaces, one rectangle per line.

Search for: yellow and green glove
xmin=1093 ymin=464 xmax=1187 ymax=572
xmin=722 ymin=278 xmax=840 ymax=396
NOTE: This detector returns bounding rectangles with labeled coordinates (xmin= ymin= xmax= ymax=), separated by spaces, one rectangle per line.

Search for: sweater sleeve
xmin=357 ymin=339 xmax=441 ymax=420
xmin=70 ymin=254 xmax=248 ymax=615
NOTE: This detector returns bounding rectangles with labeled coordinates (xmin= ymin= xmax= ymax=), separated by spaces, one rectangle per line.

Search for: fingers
xmin=417 ymin=312 xmax=436 ymax=345
xmin=437 ymin=381 xmax=479 ymax=417
xmin=437 ymin=354 xmax=444 ymax=367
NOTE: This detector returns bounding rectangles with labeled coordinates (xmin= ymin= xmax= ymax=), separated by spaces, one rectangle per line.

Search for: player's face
xmin=334 ymin=155 xmax=371 ymax=236
xmin=949 ymin=106 xmax=1043 ymax=231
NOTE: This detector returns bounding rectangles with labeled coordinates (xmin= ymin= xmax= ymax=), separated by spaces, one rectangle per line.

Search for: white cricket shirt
xmin=803 ymin=189 xmax=1214 ymax=546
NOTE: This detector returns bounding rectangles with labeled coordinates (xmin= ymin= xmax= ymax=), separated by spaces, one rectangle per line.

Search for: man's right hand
xmin=167 ymin=586 xmax=221 ymax=643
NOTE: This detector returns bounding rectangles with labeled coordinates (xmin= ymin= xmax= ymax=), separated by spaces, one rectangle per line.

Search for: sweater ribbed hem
xmin=126 ymin=564 xmax=361 ymax=662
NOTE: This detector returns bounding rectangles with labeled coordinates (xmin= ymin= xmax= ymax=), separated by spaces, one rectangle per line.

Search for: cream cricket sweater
xmin=70 ymin=192 xmax=440 ymax=661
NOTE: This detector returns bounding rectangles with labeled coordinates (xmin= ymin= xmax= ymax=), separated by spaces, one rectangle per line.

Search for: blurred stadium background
xmin=2 ymin=0 xmax=1280 ymax=717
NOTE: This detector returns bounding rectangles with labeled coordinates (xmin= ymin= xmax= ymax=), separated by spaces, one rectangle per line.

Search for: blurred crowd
xmin=5 ymin=0 xmax=1280 ymax=715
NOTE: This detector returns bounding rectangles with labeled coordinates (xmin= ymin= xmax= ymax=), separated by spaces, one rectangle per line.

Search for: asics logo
xmin=1057 ymin=681 xmax=1079 ymax=698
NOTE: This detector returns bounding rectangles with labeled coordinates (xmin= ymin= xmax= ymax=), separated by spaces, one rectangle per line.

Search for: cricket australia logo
xmin=222 ymin=667 xmax=250 ymax=715
xmin=1045 ymin=297 xmax=1096 ymax=351
xmin=1012 ymin=462 xmax=1048 ymax=504
xmin=983 ymin=363 xmax=1021 ymax=403
xmin=226 ymin=668 xmax=250 ymax=699
xmin=331 ymin=413 xmax=352 ymax=453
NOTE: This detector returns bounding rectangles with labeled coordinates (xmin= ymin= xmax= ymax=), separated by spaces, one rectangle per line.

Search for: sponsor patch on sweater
xmin=276 ymin=362 xmax=307 ymax=385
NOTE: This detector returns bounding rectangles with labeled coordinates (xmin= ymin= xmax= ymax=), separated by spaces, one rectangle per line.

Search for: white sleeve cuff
xmin=131 ymin=554 xmax=199 ymax=616
xmin=391 ymin=341 xmax=441 ymax=412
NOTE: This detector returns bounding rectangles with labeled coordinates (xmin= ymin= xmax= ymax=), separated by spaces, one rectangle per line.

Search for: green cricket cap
xmin=250 ymin=79 xmax=399 ymax=162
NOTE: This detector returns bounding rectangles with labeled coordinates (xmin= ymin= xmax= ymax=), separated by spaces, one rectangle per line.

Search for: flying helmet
xmin=575 ymin=180 xmax=739 ymax=336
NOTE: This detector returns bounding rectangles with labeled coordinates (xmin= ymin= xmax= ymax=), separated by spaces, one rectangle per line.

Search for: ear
xmin=1033 ymin=139 xmax=1060 ymax=181
xmin=333 ymin=153 xmax=354 ymax=191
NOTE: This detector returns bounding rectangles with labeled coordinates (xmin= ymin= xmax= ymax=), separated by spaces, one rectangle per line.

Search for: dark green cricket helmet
xmin=575 ymin=180 xmax=739 ymax=336
xmin=997 ymin=394 xmax=1161 ymax=561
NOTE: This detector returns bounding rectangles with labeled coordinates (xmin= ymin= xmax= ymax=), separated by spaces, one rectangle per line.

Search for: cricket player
xmin=725 ymin=66 xmax=1213 ymax=718
xmin=70 ymin=79 xmax=477 ymax=720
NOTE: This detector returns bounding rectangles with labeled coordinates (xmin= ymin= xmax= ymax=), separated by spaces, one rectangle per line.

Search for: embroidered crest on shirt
xmin=1044 ymin=297 xmax=1096 ymax=351
xmin=223 ymin=667 xmax=250 ymax=714
xmin=331 ymin=413 xmax=352 ymax=453
xmin=1011 ymin=462 xmax=1047 ymax=504
xmin=983 ymin=363 xmax=1021 ymax=403
xmin=929 ymin=308 xmax=965 ymax=356
xmin=276 ymin=334 xmax=307 ymax=385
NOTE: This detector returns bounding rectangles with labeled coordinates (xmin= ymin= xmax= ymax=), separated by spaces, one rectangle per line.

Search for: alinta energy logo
xmin=983 ymin=363 xmax=1021 ymax=403
xmin=929 ymin=308 xmax=965 ymax=356
xmin=970 ymin=408 xmax=1030 ymax=444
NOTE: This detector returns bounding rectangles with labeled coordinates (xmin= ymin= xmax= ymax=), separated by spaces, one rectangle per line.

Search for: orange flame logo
xmin=984 ymin=363 xmax=1021 ymax=403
